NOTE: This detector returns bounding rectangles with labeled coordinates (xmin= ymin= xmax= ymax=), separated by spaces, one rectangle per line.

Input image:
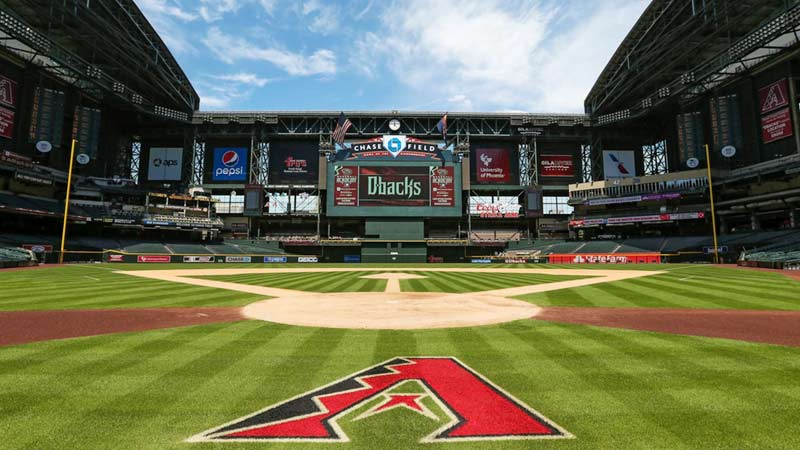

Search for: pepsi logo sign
xmin=222 ymin=150 xmax=239 ymax=167
xmin=213 ymin=148 xmax=247 ymax=181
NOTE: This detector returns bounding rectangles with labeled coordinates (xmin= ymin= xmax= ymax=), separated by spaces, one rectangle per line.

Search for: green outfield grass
xmin=1 ymin=263 xmax=799 ymax=449
xmin=196 ymin=270 xmax=587 ymax=293
xmin=2 ymin=319 xmax=799 ymax=450
xmin=516 ymin=265 xmax=800 ymax=310
xmin=0 ymin=265 xmax=264 ymax=311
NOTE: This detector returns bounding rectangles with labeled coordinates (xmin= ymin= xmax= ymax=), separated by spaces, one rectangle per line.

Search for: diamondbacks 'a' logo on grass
xmin=188 ymin=357 xmax=571 ymax=443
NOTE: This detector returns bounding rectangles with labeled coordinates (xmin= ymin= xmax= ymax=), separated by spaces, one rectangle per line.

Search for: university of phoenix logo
xmin=188 ymin=357 xmax=571 ymax=444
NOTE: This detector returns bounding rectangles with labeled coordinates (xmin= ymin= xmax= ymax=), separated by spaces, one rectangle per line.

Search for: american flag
xmin=436 ymin=113 xmax=448 ymax=142
xmin=332 ymin=112 xmax=352 ymax=145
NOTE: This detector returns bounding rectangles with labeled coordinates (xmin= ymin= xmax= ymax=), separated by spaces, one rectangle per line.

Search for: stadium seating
xmin=121 ymin=242 xmax=171 ymax=254
xmin=575 ymin=241 xmax=619 ymax=254
xmin=205 ymin=243 xmax=246 ymax=254
xmin=167 ymin=243 xmax=212 ymax=254
xmin=0 ymin=246 xmax=36 ymax=267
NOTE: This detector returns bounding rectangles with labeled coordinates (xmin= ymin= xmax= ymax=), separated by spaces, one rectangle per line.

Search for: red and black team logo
xmin=188 ymin=357 xmax=571 ymax=444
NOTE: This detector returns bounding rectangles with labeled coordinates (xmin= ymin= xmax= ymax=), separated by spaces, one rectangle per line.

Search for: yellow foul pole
xmin=704 ymin=144 xmax=720 ymax=264
xmin=59 ymin=139 xmax=78 ymax=264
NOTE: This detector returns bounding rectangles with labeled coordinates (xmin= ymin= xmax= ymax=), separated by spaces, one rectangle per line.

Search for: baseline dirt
xmin=0 ymin=307 xmax=245 ymax=347
xmin=535 ymin=306 xmax=800 ymax=347
xmin=119 ymin=268 xmax=659 ymax=330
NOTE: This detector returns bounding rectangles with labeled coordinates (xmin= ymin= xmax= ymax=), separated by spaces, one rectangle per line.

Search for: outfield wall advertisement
xmin=540 ymin=155 xmax=574 ymax=178
xmin=212 ymin=147 xmax=248 ymax=181
xmin=147 ymin=147 xmax=183 ymax=181
xmin=549 ymin=254 xmax=661 ymax=264
xmin=471 ymin=146 xmax=515 ymax=184
xmin=268 ymin=140 xmax=319 ymax=185
xmin=333 ymin=165 xmax=455 ymax=208
xmin=602 ymin=150 xmax=636 ymax=179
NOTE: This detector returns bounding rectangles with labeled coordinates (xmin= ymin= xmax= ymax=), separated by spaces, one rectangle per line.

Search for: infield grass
xmin=196 ymin=270 xmax=587 ymax=293
xmin=2 ymin=319 xmax=800 ymax=450
xmin=1 ymin=263 xmax=799 ymax=449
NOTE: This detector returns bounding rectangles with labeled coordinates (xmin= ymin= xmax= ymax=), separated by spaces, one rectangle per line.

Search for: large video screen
xmin=268 ymin=140 xmax=319 ymax=185
xmin=470 ymin=143 xmax=519 ymax=185
xmin=328 ymin=164 xmax=460 ymax=217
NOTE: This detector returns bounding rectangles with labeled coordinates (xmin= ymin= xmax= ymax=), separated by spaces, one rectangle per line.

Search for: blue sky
xmin=135 ymin=0 xmax=649 ymax=113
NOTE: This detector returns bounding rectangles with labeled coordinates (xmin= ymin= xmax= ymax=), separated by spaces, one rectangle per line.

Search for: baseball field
xmin=1 ymin=263 xmax=799 ymax=450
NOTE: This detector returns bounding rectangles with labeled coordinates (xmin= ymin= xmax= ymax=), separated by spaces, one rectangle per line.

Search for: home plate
xmin=242 ymin=292 xmax=540 ymax=330
xmin=360 ymin=273 xmax=427 ymax=293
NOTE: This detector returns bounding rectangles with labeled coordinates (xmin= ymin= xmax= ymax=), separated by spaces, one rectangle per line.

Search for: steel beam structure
xmin=587 ymin=0 xmax=800 ymax=124
xmin=0 ymin=1 xmax=196 ymax=119
xmin=193 ymin=111 xmax=590 ymax=138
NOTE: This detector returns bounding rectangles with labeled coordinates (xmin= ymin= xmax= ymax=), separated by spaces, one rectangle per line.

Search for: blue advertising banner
xmin=264 ymin=256 xmax=288 ymax=263
xmin=213 ymin=147 xmax=248 ymax=181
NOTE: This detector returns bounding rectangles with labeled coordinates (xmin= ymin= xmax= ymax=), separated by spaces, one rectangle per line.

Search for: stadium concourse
xmin=1 ymin=1 xmax=800 ymax=450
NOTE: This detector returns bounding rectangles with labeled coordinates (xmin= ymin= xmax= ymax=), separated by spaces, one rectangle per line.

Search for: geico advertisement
xmin=212 ymin=147 xmax=248 ymax=181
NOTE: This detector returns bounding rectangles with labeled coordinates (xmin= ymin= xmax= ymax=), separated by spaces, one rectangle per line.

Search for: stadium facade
xmin=0 ymin=0 xmax=799 ymax=265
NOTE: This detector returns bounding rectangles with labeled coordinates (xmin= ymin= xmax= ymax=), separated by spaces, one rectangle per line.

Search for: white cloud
xmin=198 ymin=0 xmax=243 ymax=22
xmin=136 ymin=0 xmax=197 ymax=21
xmin=200 ymin=94 xmax=231 ymax=109
xmin=351 ymin=0 xmax=648 ymax=112
xmin=211 ymin=72 xmax=270 ymax=87
xmin=135 ymin=0 xmax=199 ymax=54
xmin=203 ymin=27 xmax=336 ymax=76
xmin=300 ymin=0 xmax=339 ymax=35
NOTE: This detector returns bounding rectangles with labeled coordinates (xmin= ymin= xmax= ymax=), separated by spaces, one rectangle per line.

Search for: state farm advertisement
xmin=475 ymin=147 xmax=511 ymax=184
xmin=333 ymin=166 xmax=359 ymax=206
xmin=549 ymin=254 xmax=662 ymax=264
xmin=540 ymin=155 xmax=574 ymax=177
xmin=762 ymin=108 xmax=793 ymax=144
xmin=429 ymin=166 xmax=455 ymax=207
xmin=358 ymin=166 xmax=430 ymax=207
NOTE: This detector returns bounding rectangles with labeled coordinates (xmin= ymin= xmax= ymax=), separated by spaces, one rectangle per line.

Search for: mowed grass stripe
xmin=0 ymin=267 xmax=263 ymax=311
xmin=518 ymin=266 xmax=800 ymax=310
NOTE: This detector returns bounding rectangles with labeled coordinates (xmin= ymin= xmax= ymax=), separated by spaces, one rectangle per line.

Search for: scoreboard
xmin=327 ymin=163 xmax=461 ymax=217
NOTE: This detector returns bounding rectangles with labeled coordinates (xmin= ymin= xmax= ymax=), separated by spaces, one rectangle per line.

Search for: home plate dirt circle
xmin=119 ymin=267 xmax=661 ymax=330
xmin=242 ymin=292 xmax=541 ymax=330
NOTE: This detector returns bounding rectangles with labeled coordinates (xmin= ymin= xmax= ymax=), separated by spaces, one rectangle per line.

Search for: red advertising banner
xmin=758 ymin=79 xmax=789 ymax=114
xmin=22 ymin=244 xmax=53 ymax=253
xmin=0 ymin=106 xmax=14 ymax=139
xmin=475 ymin=148 xmax=511 ymax=183
xmin=0 ymin=75 xmax=17 ymax=108
xmin=540 ymin=155 xmax=574 ymax=177
xmin=108 ymin=254 xmax=124 ymax=262
xmin=549 ymin=253 xmax=661 ymax=264
xmin=333 ymin=166 xmax=359 ymax=206
xmin=762 ymin=108 xmax=793 ymax=144
xmin=358 ymin=166 xmax=430 ymax=207
xmin=430 ymin=166 xmax=455 ymax=207
xmin=137 ymin=255 xmax=171 ymax=263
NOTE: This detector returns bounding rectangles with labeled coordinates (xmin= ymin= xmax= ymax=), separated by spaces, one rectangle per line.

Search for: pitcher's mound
xmin=242 ymin=292 xmax=540 ymax=330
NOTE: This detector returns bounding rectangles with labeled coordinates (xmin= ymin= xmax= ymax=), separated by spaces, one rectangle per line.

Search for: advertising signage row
xmin=549 ymin=254 xmax=661 ymax=264
xmin=116 ymin=255 xmax=321 ymax=263
xmin=585 ymin=192 xmax=680 ymax=206
xmin=569 ymin=211 xmax=705 ymax=228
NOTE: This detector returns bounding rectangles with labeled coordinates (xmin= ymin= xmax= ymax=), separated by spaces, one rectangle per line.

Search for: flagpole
xmin=704 ymin=144 xmax=720 ymax=264
xmin=59 ymin=139 xmax=78 ymax=264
